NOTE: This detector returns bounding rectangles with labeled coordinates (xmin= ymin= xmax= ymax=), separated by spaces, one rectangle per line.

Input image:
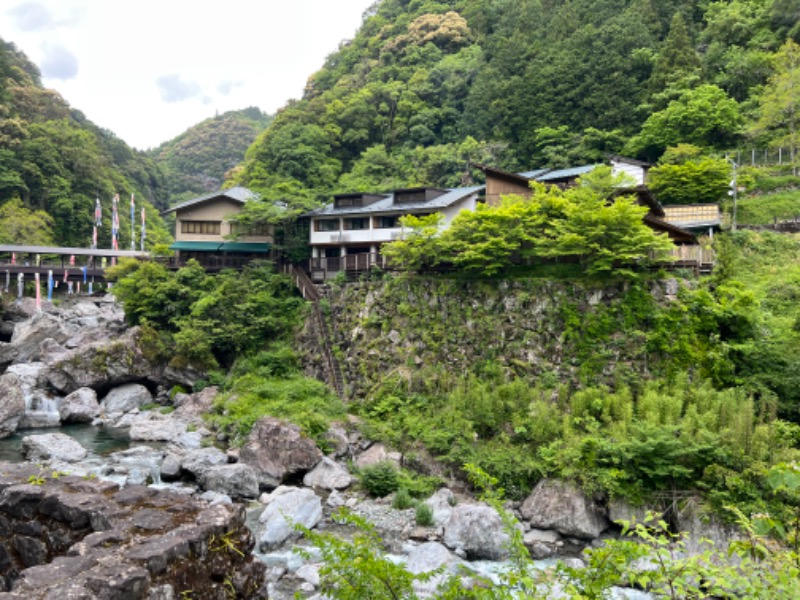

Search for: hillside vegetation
xmin=0 ymin=38 xmax=172 ymax=249
xmin=148 ymin=107 xmax=272 ymax=204
xmin=235 ymin=0 xmax=800 ymax=211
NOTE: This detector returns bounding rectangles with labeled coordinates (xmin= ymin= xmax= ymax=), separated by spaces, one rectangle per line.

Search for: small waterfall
xmin=19 ymin=391 xmax=62 ymax=429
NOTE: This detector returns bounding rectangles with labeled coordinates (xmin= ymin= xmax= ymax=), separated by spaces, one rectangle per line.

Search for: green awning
xmin=217 ymin=242 xmax=272 ymax=253
xmin=169 ymin=241 xmax=222 ymax=251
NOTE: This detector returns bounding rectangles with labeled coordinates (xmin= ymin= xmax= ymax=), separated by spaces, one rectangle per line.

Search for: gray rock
xmin=423 ymin=488 xmax=455 ymax=527
xmin=45 ymin=328 xmax=157 ymax=394
xmin=108 ymin=446 xmax=165 ymax=486
xmin=0 ymin=373 xmax=25 ymax=438
xmin=295 ymin=564 xmax=321 ymax=587
xmin=520 ymin=479 xmax=610 ymax=540
xmin=7 ymin=312 xmax=68 ymax=363
xmin=160 ymin=453 xmax=183 ymax=481
xmin=198 ymin=490 xmax=232 ymax=505
xmin=181 ymin=447 xmax=228 ymax=478
xmin=442 ymin=503 xmax=510 ymax=560
xmin=240 ymin=417 xmax=323 ymax=486
xmin=303 ymin=457 xmax=352 ymax=490
xmin=406 ymin=541 xmax=456 ymax=574
xmin=173 ymin=386 xmax=217 ymax=419
xmin=354 ymin=443 xmax=402 ymax=469
xmin=200 ymin=464 xmax=259 ymax=499
xmin=128 ymin=413 xmax=187 ymax=442
xmin=22 ymin=432 xmax=88 ymax=462
xmin=102 ymin=383 xmax=152 ymax=418
xmin=59 ymin=388 xmax=100 ymax=423
xmin=608 ymin=498 xmax=657 ymax=526
xmin=326 ymin=490 xmax=346 ymax=508
xmin=258 ymin=487 xmax=322 ymax=550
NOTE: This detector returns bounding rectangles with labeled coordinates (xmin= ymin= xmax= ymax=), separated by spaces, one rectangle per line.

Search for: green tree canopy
xmin=0 ymin=196 xmax=54 ymax=245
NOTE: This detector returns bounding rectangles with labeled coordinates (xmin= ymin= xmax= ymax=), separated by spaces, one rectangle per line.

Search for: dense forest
xmin=235 ymin=0 xmax=800 ymax=211
xmin=148 ymin=107 xmax=272 ymax=204
xmin=0 ymin=37 xmax=172 ymax=249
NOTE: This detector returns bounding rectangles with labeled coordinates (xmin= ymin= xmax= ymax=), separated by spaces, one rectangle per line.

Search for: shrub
xmin=391 ymin=487 xmax=415 ymax=510
xmin=360 ymin=462 xmax=399 ymax=498
xmin=415 ymin=502 xmax=434 ymax=526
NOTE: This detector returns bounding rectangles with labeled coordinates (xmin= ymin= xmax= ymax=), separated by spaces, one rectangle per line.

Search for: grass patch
xmin=732 ymin=190 xmax=800 ymax=225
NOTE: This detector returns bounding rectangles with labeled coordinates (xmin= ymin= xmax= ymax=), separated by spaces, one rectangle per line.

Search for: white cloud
xmin=39 ymin=42 xmax=78 ymax=79
xmin=0 ymin=0 xmax=374 ymax=149
xmin=8 ymin=2 xmax=53 ymax=32
xmin=156 ymin=74 xmax=203 ymax=103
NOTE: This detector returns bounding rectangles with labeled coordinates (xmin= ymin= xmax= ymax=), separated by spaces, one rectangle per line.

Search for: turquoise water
xmin=0 ymin=424 xmax=131 ymax=462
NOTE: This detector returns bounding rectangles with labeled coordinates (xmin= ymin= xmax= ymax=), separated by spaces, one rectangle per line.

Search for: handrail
xmin=282 ymin=263 xmax=344 ymax=397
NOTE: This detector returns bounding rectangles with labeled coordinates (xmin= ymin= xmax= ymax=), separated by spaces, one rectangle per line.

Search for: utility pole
xmin=727 ymin=158 xmax=738 ymax=232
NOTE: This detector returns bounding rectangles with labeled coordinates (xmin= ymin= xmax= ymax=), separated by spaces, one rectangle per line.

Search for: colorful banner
xmin=17 ymin=273 xmax=23 ymax=300
xmin=47 ymin=270 xmax=53 ymax=301
xmin=140 ymin=206 xmax=146 ymax=252
xmin=130 ymin=193 xmax=136 ymax=251
xmin=35 ymin=272 xmax=41 ymax=310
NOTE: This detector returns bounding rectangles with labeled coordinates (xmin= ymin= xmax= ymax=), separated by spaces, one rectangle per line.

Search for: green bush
xmin=415 ymin=502 xmax=434 ymax=527
xmin=391 ymin=487 xmax=415 ymax=510
xmin=360 ymin=462 xmax=399 ymax=498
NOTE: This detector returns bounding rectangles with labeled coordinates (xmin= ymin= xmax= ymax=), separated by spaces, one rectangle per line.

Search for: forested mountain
xmin=235 ymin=0 xmax=800 ymax=209
xmin=0 ymin=38 xmax=173 ymax=249
xmin=149 ymin=108 xmax=272 ymax=205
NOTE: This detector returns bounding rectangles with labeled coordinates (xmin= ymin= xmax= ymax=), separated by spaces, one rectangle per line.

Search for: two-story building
xmin=162 ymin=186 xmax=272 ymax=267
xmin=306 ymin=186 xmax=482 ymax=281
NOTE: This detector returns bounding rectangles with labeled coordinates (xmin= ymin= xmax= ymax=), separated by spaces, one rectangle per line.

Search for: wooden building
xmin=161 ymin=187 xmax=272 ymax=268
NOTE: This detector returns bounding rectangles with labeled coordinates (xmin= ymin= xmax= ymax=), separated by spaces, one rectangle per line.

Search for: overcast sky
xmin=0 ymin=0 xmax=374 ymax=149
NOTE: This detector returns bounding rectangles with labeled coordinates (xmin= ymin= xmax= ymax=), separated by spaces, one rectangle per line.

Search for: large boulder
xmin=101 ymin=383 xmax=152 ymax=419
xmin=200 ymin=464 xmax=259 ymax=500
xmin=258 ymin=487 xmax=322 ymax=551
xmin=22 ymin=432 xmax=88 ymax=462
xmin=423 ymin=488 xmax=456 ymax=527
xmin=4 ymin=312 xmax=69 ymax=364
xmin=354 ymin=443 xmax=402 ymax=469
xmin=173 ymin=386 xmax=218 ymax=420
xmin=239 ymin=417 xmax=323 ymax=487
xmin=127 ymin=412 xmax=187 ymax=442
xmin=0 ymin=373 xmax=25 ymax=438
xmin=45 ymin=328 xmax=157 ymax=394
xmin=520 ymin=479 xmax=610 ymax=540
xmin=303 ymin=457 xmax=352 ymax=490
xmin=59 ymin=388 xmax=100 ymax=424
xmin=406 ymin=542 xmax=458 ymax=596
xmin=181 ymin=447 xmax=228 ymax=479
xmin=442 ymin=504 xmax=510 ymax=560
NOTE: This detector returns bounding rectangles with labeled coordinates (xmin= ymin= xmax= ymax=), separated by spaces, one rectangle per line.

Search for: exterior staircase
xmin=282 ymin=263 xmax=345 ymax=398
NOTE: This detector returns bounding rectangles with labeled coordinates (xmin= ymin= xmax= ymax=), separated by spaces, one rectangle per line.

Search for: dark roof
xmin=307 ymin=186 xmax=483 ymax=217
xmin=162 ymin=186 xmax=258 ymax=215
xmin=536 ymin=164 xmax=597 ymax=181
xmin=611 ymin=186 xmax=665 ymax=217
xmin=644 ymin=215 xmax=696 ymax=242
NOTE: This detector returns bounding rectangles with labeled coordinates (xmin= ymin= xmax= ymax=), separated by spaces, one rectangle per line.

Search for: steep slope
xmin=0 ymin=37 xmax=171 ymax=248
xmin=149 ymin=107 xmax=272 ymax=204
xmin=237 ymin=0 xmax=795 ymax=208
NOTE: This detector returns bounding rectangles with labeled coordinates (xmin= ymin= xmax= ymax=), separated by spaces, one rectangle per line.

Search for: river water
xmin=0 ymin=424 xmax=133 ymax=462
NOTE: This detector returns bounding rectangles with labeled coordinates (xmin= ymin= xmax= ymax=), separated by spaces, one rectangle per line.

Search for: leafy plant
xmin=359 ymin=461 xmax=400 ymax=498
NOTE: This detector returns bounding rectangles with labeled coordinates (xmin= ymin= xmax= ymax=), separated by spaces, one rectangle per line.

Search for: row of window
xmin=315 ymin=216 xmax=400 ymax=232
xmin=180 ymin=221 xmax=270 ymax=236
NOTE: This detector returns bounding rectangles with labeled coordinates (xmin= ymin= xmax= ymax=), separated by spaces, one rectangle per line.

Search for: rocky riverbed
xmin=0 ymin=295 xmax=737 ymax=598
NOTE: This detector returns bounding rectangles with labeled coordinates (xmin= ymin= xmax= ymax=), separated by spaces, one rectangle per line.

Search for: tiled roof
xmin=663 ymin=204 xmax=722 ymax=229
xmin=517 ymin=168 xmax=551 ymax=179
xmin=535 ymin=164 xmax=597 ymax=181
xmin=307 ymin=186 xmax=484 ymax=217
xmin=162 ymin=186 xmax=258 ymax=214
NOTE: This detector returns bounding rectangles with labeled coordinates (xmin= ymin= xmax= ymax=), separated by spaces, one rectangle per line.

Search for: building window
xmin=230 ymin=222 xmax=270 ymax=236
xmin=181 ymin=221 xmax=221 ymax=235
xmin=374 ymin=216 xmax=398 ymax=229
xmin=344 ymin=217 xmax=368 ymax=230
xmin=315 ymin=219 xmax=340 ymax=232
